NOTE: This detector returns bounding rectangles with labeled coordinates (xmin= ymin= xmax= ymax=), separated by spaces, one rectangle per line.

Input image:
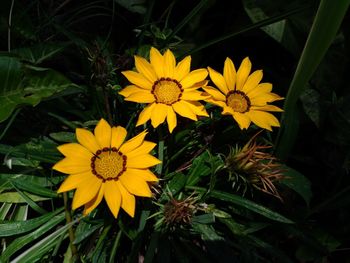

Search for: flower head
xmin=53 ymin=119 xmax=161 ymax=218
xmin=204 ymin=57 xmax=283 ymax=131
xmin=119 ymin=47 xmax=209 ymax=133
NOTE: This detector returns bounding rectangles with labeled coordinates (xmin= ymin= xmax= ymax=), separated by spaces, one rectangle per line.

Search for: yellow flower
xmin=204 ymin=57 xmax=283 ymax=131
xmin=53 ymin=119 xmax=161 ymax=218
xmin=119 ymin=47 xmax=209 ymax=133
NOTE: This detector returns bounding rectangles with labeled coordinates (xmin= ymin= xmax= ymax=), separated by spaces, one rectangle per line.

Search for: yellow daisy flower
xmin=53 ymin=119 xmax=161 ymax=218
xmin=119 ymin=47 xmax=209 ymax=133
xmin=204 ymin=57 xmax=284 ymax=131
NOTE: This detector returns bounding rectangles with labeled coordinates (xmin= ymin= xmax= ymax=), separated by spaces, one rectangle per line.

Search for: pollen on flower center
xmin=151 ymin=77 xmax=183 ymax=105
xmin=91 ymin=147 xmax=127 ymax=182
xmin=226 ymin=91 xmax=251 ymax=113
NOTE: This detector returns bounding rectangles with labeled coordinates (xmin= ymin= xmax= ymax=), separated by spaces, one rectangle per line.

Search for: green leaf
xmin=49 ymin=132 xmax=76 ymax=143
xmin=114 ymin=0 xmax=147 ymax=14
xmin=280 ymin=165 xmax=312 ymax=206
xmin=0 ymin=191 xmax=49 ymax=203
xmin=187 ymin=186 xmax=294 ymax=223
xmin=276 ymin=0 xmax=350 ymax=159
xmin=12 ymin=43 xmax=70 ymax=64
xmin=159 ymin=173 xmax=187 ymax=202
xmin=0 ymin=211 xmax=65 ymax=262
xmin=11 ymin=179 xmax=58 ymax=198
xmin=192 ymin=213 xmax=215 ymax=224
xmin=0 ymin=208 xmax=64 ymax=237
xmin=0 ymin=56 xmax=78 ymax=123
xmin=192 ymin=222 xmax=224 ymax=241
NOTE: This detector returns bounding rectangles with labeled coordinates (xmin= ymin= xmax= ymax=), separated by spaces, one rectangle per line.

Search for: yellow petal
xmin=124 ymin=91 xmax=155 ymax=103
xmin=175 ymin=55 xmax=191 ymax=81
xmin=94 ymin=118 xmax=112 ymax=148
xmin=119 ymin=130 xmax=147 ymax=154
xmin=247 ymin=110 xmax=280 ymax=131
xmin=206 ymin=98 xmax=226 ymax=108
xmin=104 ymin=181 xmax=122 ymax=218
xmin=181 ymin=90 xmax=210 ymax=101
xmin=208 ymin=67 xmax=229 ymax=94
xmin=182 ymin=101 xmax=208 ymax=117
xmin=111 ymin=126 xmax=127 ymax=149
xmin=134 ymin=55 xmax=157 ymax=83
xmin=76 ymin=128 xmax=100 ymax=154
xmin=57 ymin=171 xmax=95 ymax=193
xmin=202 ymin=86 xmax=226 ymax=101
xmin=126 ymin=141 xmax=157 ymax=158
xmin=151 ymin=103 xmax=168 ymax=128
xmin=119 ymin=85 xmax=144 ymax=97
xmin=242 ymin=70 xmax=263 ymax=94
xmin=232 ymin=112 xmax=251 ymax=129
xmin=121 ymin=71 xmax=152 ymax=90
xmin=57 ymin=143 xmax=92 ymax=161
xmin=166 ymin=107 xmax=177 ymax=133
xmin=223 ymin=57 xmax=236 ymax=91
xmin=247 ymin=83 xmax=272 ymax=98
xmin=136 ymin=103 xmax=156 ymax=126
xmin=163 ymin=49 xmax=176 ymax=78
xmin=251 ymin=93 xmax=283 ymax=105
xmin=150 ymin=47 xmax=164 ymax=78
xmin=180 ymin=69 xmax=208 ymax=89
xmin=83 ymin=183 xmax=105 ymax=215
xmin=126 ymin=168 xmax=158 ymax=182
xmin=172 ymin=101 xmax=197 ymax=121
xmin=119 ymin=171 xmax=152 ymax=197
xmin=127 ymin=154 xmax=161 ymax=168
xmin=72 ymin=177 xmax=102 ymax=209
xmin=236 ymin=57 xmax=252 ymax=91
xmin=116 ymin=181 xmax=135 ymax=217
xmin=251 ymin=105 xmax=283 ymax=112
xmin=53 ymin=157 xmax=90 ymax=174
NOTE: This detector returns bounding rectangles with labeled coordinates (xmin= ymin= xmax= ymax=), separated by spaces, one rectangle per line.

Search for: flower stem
xmin=63 ymin=192 xmax=78 ymax=257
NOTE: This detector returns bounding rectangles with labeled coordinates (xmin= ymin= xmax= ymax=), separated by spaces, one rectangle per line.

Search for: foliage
xmin=0 ymin=0 xmax=349 ymax=262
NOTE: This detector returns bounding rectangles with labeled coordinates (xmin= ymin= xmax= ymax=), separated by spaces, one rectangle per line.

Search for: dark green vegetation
xmin=0 ymin=0 xmax=349 ymax=262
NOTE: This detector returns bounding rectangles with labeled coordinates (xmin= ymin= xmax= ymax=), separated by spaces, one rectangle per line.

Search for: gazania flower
xmin=53 ymin=119 xmax=161 ymax=218
xmin=204 ymin=57 xmax=283 ymax=131
xmin=119 ymin=47 xmax=209 ymax=133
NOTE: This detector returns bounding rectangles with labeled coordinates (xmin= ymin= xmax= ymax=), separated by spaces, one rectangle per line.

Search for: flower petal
xmin=223 ymin=57 xmax=236 ymax=91
xmin=72 ymin=177 xmax=102 ymax=209
xmin=182 ymin=101 xmax=208 ymax=117
xmin=57 ymin=143 xmax=92 ymax=161
xmin=151 ymin=103 xmax=169 ymax=128
xmin=136 ymin=103 xmax=156 ymax=126
xmin=122 ymin=71 xmax=152 ymax=90
xmin=116 ymin=181 xmax=135 ymax=217
xmin=181 ymin=90 xmax=210 ymax=101
xmin=180 ymin=69 xmax=208 ymax=89
xmin=150 ymin=47 xmax=164 ymax=78
xmin=247 ymin=110 xmax=280 ymax=131
xmin=167 ymin=107 xmax=177 ymax=133
xmin=127 ymin=154 xmax=161 ymax=168
xmin=53 ymin=157 xmax=90 ymax=174
xmin=134 ymin=55 xmax=157 ymax=83
xmin=247 ymin=83 xmax=272 ymax=98
xmin=57 ymin=171 xmax=96 ymax=193
xmin=104 ymin=181 xmax=122 ymax=218
xmin=119 ymin=130 xmax=147 ymax=154
xmin=175 ymin=55 xmax=191 ymax=81
xmin=172 ymin=101 xmax=197 ymax=121
xmin=119 ymin=171 xmax=152 ymax=197
xmin=163 ymin=49 xmax=176 ymax=78
xmin=242 ymin=70 xmax=263 ymax=94
xmin=119 ymin=85 xmax=145 ymax=97
xmin=126 ymin=168 xmax=158 ymax=182
xmin=232 ymin=112 xmax=251 ymax=129
xmin=124 ymin=91 xmax=155 ymax=103
xmin=208 ymin=67 xmax=229 ymax=94
xmin=111 ymin=126 xmax=127 ymax=149
xmin=202 ymin=86 xmax=226 ymax=101
xmin=94 ymin=119 xmax=112 ymax=148
xmin=236 ymin=57 xmax=252 ymax=91
xmin=251 ymin=105 xmax=283 ymax=112
xmin=76 ymin=128 xmax=100 ymax=154
xmin=83 ymin=183 xmax=105 ymax=215
xmin=126 ymin=141 xmax=157 ymax=158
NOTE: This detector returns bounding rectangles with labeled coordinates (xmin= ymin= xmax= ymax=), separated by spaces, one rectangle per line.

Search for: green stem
xmin=63 ymin=192 xmax=78 ymax=257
